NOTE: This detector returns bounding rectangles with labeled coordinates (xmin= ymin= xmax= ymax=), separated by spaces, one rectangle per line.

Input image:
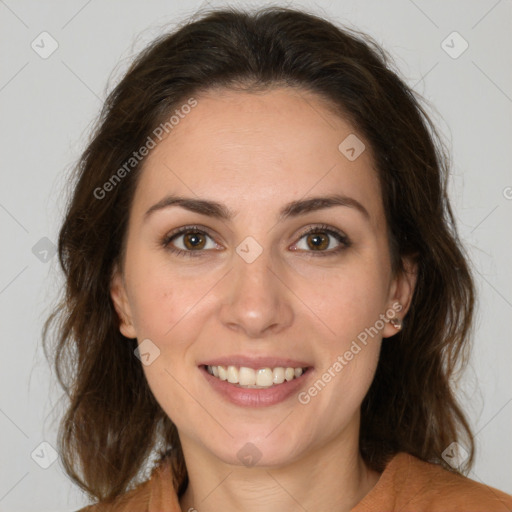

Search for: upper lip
xmin=199 ymin=355 xmax=312 ymax=369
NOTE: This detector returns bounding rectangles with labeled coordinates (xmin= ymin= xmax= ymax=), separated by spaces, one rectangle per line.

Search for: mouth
xmin=203 ymin=364 xmax=310 ymax=389
xmin=199 ymin=357 xmax=313 ymax=407
xmin=198 ymin=356 xmax=313 ymax=407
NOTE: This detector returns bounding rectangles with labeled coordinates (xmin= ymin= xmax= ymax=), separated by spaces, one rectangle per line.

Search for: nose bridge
xmin=219 ymin=239 xmax=294 ymax=337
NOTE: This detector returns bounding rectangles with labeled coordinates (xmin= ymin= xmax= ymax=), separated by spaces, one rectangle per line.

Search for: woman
xmin=43 ymin=6 xmax=512 ymax=511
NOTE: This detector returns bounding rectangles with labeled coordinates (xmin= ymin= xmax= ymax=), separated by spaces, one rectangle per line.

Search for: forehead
xmin=132 ymin=87 xmax=384 ymax=226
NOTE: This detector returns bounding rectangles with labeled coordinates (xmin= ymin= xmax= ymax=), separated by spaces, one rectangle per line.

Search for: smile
xmin=206 ymin=364 xmax=307 ymax=388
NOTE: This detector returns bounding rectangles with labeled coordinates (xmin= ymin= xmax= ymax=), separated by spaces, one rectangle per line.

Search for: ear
xmin=110 ymin=264 xmax=137 ymax=339
xmin=382 ymin=255 xmax=418 ymax=339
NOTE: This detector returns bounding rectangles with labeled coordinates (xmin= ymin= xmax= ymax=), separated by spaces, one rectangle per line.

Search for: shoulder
xmin=74 ymin=479 xmax=151 ymax=512
xmin=355 ymin=452 xmax=512 ymax=512
xmin=74 ymin=458 xmax=173 ymax=512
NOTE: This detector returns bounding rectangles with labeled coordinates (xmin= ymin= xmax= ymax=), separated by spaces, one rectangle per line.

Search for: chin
xmin=206 ymin=427 xmax=308 ymax=468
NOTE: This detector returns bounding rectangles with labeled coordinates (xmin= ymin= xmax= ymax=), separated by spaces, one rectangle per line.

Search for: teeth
xmin=227 ymin=365 xmax=238 ymax=384
xmin=206 ymin=365 xmax=307 ymax=388
xmin=239 ymin=367 xmax=255 ymax=386
xmin=256 ymin=368 xmax=273 ymax=387
xmin=218 ymin=365 xmax=228 ymax=381
xmin=273 ymin=367 xmax=285 ymax=384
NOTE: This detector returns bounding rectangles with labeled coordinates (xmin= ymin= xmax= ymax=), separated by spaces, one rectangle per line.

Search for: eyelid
xmin=161 ymin=224 xmax=223 ymax=257
xmin=289 ymin=224 xmax=351 ymax=254
xmin=161 ymin=223 xmax=351 ymax=257
xmin=162 ymin=224 xmax=218 ymax=243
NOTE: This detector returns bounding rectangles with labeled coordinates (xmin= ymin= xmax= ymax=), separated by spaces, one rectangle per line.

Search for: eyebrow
xmin=144 ymin=193 xmax=370 ymax=223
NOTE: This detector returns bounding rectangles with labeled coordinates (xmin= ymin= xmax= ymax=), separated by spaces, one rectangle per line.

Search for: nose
xmin=218 ymin=245 xmax=294 ymax=338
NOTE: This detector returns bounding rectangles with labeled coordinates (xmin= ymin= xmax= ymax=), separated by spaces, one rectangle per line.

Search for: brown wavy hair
xmin=43 ymin=5 xmax=476 ymax=504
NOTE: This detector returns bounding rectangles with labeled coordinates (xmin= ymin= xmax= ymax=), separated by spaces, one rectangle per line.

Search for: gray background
xmin=1 ymin=0 xmax=511 ymax=510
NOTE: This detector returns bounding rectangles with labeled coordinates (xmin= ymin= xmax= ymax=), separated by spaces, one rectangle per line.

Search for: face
xmin=111 ymin=87 xmax=416 ymax=468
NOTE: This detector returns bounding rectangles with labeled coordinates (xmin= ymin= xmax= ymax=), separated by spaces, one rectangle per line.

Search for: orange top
xmin=77 ymin=452 xmax=512 ymax=511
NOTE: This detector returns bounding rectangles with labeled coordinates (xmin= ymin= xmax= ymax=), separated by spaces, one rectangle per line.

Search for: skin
xmin=111 ymin=87 xmax=417 ymax=512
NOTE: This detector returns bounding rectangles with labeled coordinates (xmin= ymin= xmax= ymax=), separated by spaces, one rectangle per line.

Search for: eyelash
xmin=161 ymin=223 xmax=351 ymax=258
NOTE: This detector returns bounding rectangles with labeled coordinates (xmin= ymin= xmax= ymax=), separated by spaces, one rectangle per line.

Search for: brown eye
xmin=305 ymin=232 xmax=330 ymax=251
xmin=292 ymin=225 xmax=351 ymax=256
xmin=182 ymin=232 xmax=207 ymax=250
xmin=162 ymin=226 xmax=219 ymax=257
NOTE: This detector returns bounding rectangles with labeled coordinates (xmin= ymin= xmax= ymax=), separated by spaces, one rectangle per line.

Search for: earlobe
xmin=110 ymin=266 xmax=137 ymax=339
xmin=382 ymin=256 xmax=418 ymax=339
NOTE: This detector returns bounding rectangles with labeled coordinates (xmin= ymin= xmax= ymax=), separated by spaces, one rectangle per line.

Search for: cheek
xmin=294 ymin=256 xmax=390 ymax=340
xmin=294 ymin=252 xmax=388 ymax=399
xmin=320 ymin=345 xmax=381 ymax=427
xmin=125 ymin=252 xmax=213 ymax=340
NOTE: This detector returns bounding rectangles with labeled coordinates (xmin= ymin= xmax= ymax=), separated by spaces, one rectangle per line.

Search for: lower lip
xmin=200 ymin=366 xmax=312 ymax=407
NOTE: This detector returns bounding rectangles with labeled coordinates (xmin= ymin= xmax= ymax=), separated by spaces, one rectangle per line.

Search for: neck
xmin=178 ymin=430 xmax=380 ymax=512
